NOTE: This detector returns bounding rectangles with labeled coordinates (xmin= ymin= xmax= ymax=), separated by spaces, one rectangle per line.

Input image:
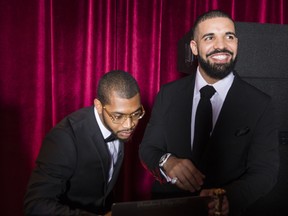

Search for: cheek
xmin=198 ymin=44 xmax=213 ymax=56
xmin=108 ymin=123 xmax=121 ymax=133
xmin=233 ymin=45 xmax=238 ymax=56
xmin=198 ymin=48 xmax=208 ymax=59
xmin=227 ymin=41 xmax=237 ymax=52
xmin=102 ymin=116 xmax=120 ymax=133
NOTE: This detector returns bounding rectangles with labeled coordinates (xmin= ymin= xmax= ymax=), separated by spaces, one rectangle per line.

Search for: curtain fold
xmin=0 ymin=0 xmax=287 ymax=215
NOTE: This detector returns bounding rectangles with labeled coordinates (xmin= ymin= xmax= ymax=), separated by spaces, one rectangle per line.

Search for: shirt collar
xmin=195 ymin=67 xmax=234 ymax=100
xmin=94 ymin=107 xmax=112 ymax=140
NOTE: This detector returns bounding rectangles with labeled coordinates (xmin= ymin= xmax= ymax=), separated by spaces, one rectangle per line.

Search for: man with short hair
xmin=25 ymin=70 xmax=145 ymax=216
xmin=139 ymin=10 xmax=279 ymax=216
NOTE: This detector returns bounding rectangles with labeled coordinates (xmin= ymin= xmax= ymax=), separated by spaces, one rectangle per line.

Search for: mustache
xmin=117 ymin=129 xmax=134 ymax=133
xmin=207 ymin=49 xmax=233 ymax=57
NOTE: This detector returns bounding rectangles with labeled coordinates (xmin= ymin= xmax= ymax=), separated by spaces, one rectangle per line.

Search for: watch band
xmin=159 ymin=153 xmax=172 ymax=167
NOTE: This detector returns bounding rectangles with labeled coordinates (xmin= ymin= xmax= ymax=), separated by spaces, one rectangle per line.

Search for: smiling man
xmin=24 ymin=70 xmax=144 ymax=216
xmin=139 ymin=10 xmax=279 ymax=216
xmin=190 ymin=15 xmax=238 ymax=82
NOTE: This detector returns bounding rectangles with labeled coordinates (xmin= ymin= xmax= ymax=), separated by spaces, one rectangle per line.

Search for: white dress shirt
xmin=161 ymin=69 xmax=234 ymax=181
xmin=94 ymin=107 xmax=119 ymax=182
xmin=191 ymin=67 xmax=234 ymax=150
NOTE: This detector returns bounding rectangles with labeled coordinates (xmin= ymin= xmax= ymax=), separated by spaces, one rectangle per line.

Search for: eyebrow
xmin=111 ymin=106 xmax=142 ymax=115
xmin=226 ymin=31 xmax=237 ymax=37
xmin=201 ymin=33 xmax=214 ymax=39
xmin=201 ymin=31 xmax=237 ymax=39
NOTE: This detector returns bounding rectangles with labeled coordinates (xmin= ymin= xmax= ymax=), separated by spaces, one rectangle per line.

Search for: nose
xmin=121 ymin=117 xmax=135 ymax=128
xmin=213 ymin=38 xmax=225 ymax=50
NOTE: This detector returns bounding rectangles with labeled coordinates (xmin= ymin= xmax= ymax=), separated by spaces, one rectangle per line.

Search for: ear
xmin=94 ymin=99 xmax=103 ymax=114
xmin=190 ymin=40 xmax=198 ymax=56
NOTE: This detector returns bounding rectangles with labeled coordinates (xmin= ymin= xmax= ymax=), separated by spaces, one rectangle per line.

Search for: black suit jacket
xmin=139 ymin=72 xmax=279 ymax=215
xmin=24 ymin=106 xmax=124 ymax=215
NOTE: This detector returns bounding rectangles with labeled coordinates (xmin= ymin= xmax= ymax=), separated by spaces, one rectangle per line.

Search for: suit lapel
xmin=85 ymin=107 xmax=111 ymax=188
xmin=91 ymin=133 xmax=111 ymax=185
xmin=213 ymin=75 xmax=249 ymax=134
xmin=106 ymin=142 xmax=124 ymax=192
xmin=201 ymin=75 xmax=252 ymax=174
xmin=168 ymin=75 xmax=195 ymax=160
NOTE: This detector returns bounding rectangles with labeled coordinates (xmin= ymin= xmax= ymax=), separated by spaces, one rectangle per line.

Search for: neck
xmin=199 ymin=69 xmax=219 ymax=84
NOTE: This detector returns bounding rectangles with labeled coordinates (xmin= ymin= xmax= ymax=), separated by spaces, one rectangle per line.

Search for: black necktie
xmin=192 ymin=85 xmax=216 ymax=165
xmin=105 ymin=133 xmax=117 ymax=142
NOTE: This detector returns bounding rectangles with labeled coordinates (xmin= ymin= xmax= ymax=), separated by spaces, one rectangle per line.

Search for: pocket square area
xmin=235 ymin=127 xmax=250 ymax=136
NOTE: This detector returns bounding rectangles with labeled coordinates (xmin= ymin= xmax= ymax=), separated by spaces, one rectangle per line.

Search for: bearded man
xmin=139 ymin=10 xmax=279 ymax=216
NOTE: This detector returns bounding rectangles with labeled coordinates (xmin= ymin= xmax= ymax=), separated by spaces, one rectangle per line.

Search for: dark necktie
xmin=192 ymin=85 xmax=216 ymax=165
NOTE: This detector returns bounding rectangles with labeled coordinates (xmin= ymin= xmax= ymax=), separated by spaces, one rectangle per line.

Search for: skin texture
xmin=94 ymin=91 xmax=142 ymax=141
xmin=190 ymin=17 xmax=238 ymax=84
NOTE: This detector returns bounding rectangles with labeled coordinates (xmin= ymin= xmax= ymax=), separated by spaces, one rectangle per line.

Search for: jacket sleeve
xmin=23 ymin=127 xmax=97 ymax=216
xmin=139 ymin=87 xmax=170 ymax=182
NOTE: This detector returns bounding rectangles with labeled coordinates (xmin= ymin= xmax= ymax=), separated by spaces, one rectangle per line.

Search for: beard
xmin=198 ymin=49 xmax=237 ymax=80
xmin=102 ymin=114 xmax=134 ymax=142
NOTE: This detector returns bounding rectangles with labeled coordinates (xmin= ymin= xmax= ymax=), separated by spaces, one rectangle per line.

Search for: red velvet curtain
xmin=1 ymin=0 xmax=287 ymax=215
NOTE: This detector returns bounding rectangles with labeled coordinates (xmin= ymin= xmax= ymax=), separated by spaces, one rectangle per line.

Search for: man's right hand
xmin=163 ymin=156 xmax=205 ymax=192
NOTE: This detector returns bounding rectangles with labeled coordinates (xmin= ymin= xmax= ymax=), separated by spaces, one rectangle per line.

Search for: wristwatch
xmin=159 ymin=153 xmax=172 ymax=168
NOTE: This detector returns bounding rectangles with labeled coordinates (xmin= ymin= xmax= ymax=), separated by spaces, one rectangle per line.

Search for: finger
xmin=173 ymin=171 xmax=196 ymax=192
xmin=174 ymin=164 xmax=200 ymax=192
xmin=200 ymin=189 xmax=214 ymax=197
xmin=221 ymin=196 xmax=229 ymax=215
xmin=182 ymin=159 xmax=205 ymax=175
xmin=207 ymin=195 xmax=229 ymax=216
xmin=175 ymin=177 xmax=197 ymax=192
xmin=167 ymin=158 xmax=205 ymax=192
xmin=182 ymin=159 xmax=205 ymax=185
xmin=183 ymin=161 xmax=205 ymax=186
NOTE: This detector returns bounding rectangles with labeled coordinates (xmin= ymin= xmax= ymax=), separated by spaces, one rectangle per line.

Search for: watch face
xmin=159 ymin=153 xmax=170 ymax=167
xmin=160 ymin=155 xmax=166 ymax=163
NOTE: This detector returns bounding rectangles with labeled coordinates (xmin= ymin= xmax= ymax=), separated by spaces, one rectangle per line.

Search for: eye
xmin=226 ymin=34 xmax=236 ymax=40
xmin=131 ymin=111 xmax=140 ymax=118
xmin=204 ymin=35 xmax=213 ymax=41
xmin=113 ymin=114 xmax=124 ymax=120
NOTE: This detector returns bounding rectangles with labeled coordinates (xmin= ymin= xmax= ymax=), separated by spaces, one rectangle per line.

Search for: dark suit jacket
xmin=24 ymin=106 xmax=124 ymax=215
xmin=139 ymin=72 xmax=279 ymax=215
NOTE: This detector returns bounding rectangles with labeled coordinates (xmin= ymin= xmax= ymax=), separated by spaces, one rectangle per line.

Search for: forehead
xmin=107 ymin=92 xmax=141 ymax=113
xmin=196 ymin=17 xmax=235 ymax=38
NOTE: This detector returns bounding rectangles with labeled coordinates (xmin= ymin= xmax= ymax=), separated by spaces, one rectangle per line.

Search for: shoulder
xmin=234 ymin=74 xmax=271 ymax=100
xmin=66 ymin=106 xmax=94 ymax=122
xmin=160 ymin=74 xmax=195 ymax=94
xmin=54 ymin=106 xmax=95 ymax=131
xmin=232 ymin=74 xmax=272 ymax=109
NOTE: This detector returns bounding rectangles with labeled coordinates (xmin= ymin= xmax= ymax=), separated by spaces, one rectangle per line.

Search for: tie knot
xmin=200 ymin=85 xmax=216 ymax=99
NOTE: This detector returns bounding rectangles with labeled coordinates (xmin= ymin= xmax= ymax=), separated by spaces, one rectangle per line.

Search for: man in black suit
xmin=24 ymin=70 xmax=145 ymax=215
xmin=139 ymin=10 xmax=279 ymax=216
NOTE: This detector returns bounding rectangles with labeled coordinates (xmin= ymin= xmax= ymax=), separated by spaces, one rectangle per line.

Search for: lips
xmin=207 ymin=48 xmax=233 ymax=56
xmin=209 ymin=52 xmax=232 ymax=64
xmin=207 ymin=49 xmax=233 ymax=61
xmin=118 ymin=130 xmax=133 ymax=138
xmin=209 ymin=53 xmax=231 ymax=63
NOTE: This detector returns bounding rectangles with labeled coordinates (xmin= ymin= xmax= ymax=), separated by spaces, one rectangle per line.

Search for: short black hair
xmin=97 ymin=70 xmax=140 ymax=105
xmin=191 ymin=10 xmax=234 ymax=39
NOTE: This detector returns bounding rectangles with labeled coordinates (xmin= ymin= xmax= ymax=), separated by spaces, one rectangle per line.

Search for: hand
xmin=200 ymin=189 xmax=229 ymax=216
xmin=163 ymin=156 xmax=205 ymax=192
xmin=104 ymin=211 xmax=112 ymax=216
